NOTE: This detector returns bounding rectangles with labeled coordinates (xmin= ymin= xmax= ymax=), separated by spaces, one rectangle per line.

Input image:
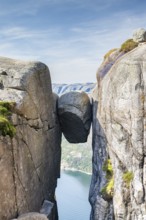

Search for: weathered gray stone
xmin=97 ymin=43 xmax=146 ymax=219
xmin=40 ymin=200 xmax=54 ymax=217
xmin=89 ymin=94 xmax=114 ymax=220
xmin=12 ymin=212 xmax=48 ymax=220
xmin=133 ymin=28 xmax=146 ymax=43
xmin=0 ymin=57 xmax=61 ymax=220
xmin=97 ymin=49 xmax=124 ymax=83
xmin=89 ymin=47 xmax=125 ymax=220
xmin=58 ymin=91 xmax=92 ymax=143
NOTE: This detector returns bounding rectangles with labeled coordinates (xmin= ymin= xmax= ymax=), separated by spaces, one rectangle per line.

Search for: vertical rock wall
xmin=98 ymin=43 xmax=146 ymax=219
xmin=89 ymin=88 xmax=114 ymax=220
xmin=91 ymin=43 xmax=146 ymax=219
xmin=0 ymin=57 xmax=61 ymax=220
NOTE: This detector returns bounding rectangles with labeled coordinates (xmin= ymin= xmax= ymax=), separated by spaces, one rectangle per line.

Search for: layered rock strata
xmin=0 ymin=57 xmax=61 ymax=220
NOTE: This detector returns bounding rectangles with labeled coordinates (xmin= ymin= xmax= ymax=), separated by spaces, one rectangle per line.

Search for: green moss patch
xmin=120 ymin=39 xmax=138 ymax=53
xmin=0 ymin=101 xmax=16 ymax=137
xmin=123 ymin=171 xmax=133 ymax=187
xmin=101 ymin=159 xmax=114 ymax=200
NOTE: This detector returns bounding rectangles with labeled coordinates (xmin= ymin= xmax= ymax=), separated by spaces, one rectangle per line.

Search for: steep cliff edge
xmin=90 ymin=28 xmax=146 ymax=219
xmin=0 ymin=57 xmax=61 ymax=220
xmin=98 ymin=42 xmax=146 ymax=219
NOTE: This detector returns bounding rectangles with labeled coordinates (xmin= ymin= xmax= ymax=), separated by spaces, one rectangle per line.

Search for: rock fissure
xmin=11 ymin=139 xmax=19 ymax=218
xmin=20 ymin=138 xmax=42 ymax=184
xmin=14 ymin=167 xmax=30 ymax=210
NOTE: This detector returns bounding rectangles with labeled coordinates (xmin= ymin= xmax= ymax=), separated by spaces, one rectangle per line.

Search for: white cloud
xmin=0 ymin=7 xmax=146 ymax=83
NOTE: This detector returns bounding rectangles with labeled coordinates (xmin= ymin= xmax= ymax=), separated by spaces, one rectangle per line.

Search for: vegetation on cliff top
xmin=104 ymin=48 xmax=117 ymax=60
xmin=103 ymin=39 xmax=138 ymax=62
xmin=101 ymin=159 xmax=114 ymax=200
xmin=120 ymin=39 xmax=138 ymax=53
xmin=0 ymin=101 xmax=16 ymax=137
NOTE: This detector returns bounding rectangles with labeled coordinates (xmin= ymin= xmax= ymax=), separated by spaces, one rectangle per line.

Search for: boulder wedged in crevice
xmin=58 ymin=91 xmax=92 ymax=143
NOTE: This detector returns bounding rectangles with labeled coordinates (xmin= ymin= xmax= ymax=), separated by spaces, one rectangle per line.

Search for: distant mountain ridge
xmin=52 ymin=82 xmax=95 ymax=95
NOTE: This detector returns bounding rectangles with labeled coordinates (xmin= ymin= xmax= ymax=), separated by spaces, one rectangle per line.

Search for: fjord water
xmin=56 ymin=170 xmax=91 ymax=220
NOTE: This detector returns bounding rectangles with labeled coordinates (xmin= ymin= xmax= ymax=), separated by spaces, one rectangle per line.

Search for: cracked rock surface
xmin=97 ymin=43 xmax=146 ymax=219
xmin=58 ymin=91 xmax=92 ymax=143
xmin=0 ymin=57 xmax=61 ymax=220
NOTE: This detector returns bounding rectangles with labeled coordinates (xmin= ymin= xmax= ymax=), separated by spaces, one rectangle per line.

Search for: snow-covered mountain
xmin=52 ymin=82 xmax=95 ymax=95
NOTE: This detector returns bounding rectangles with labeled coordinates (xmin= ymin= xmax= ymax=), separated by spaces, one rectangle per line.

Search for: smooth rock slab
xmin=12 ymin=212 xmax=48 ymax=220
xmin=58 ymin=91 xmax=92 ymax=143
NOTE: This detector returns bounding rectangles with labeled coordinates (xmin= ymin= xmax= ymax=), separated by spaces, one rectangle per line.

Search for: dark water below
xmin=56 ymin=170 xmax=91 ymax=220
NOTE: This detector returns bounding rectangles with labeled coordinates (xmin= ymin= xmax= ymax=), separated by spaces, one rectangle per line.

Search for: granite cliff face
xmin=90 ymin=30 xmax=146 ymax=219
xmin=98 ymin=43 xmax=146 ymax=219
xmin=89 ymin=90 xmax=114 ymax=220
xmin=0 ymin=57 xmax=61 ymax=220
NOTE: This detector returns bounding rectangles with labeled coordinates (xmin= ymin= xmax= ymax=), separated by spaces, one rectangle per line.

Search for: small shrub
xmin=103 ymin=159 xmax=113 ymax=178
xmin=101 ymin=177 xmax=114 ymax=200
xmin=104 ymin=48 xmax=118 ymax=60
xmin=0 ymin=101 xmax=16 ymax=137
xmin=101 ymin=159 xmax=114 ymax=200
xmin=123 ymin=171 xmax=133 ymax=187
xmin=120 ymin=39 xmax=138 ymax=53
xmin=0 ymin=101 xmax=15 ymax=110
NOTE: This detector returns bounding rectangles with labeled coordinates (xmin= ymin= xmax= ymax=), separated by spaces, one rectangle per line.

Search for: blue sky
xmin=0 ymin=0 xmax=146 ymax=83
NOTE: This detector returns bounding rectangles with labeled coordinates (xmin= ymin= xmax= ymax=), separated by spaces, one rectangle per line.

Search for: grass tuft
xmin=123 ymin=171 xmax=133 ymax=187
xmin=101 ymin=159 xmax=114 ymax=200
xmin=120 ymin=39 xmax=138 ymax=53
xmin=0 ymin=101 xmax=16 ymax=137
xmin=104 ymin=48 xmax=118 ymax=60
